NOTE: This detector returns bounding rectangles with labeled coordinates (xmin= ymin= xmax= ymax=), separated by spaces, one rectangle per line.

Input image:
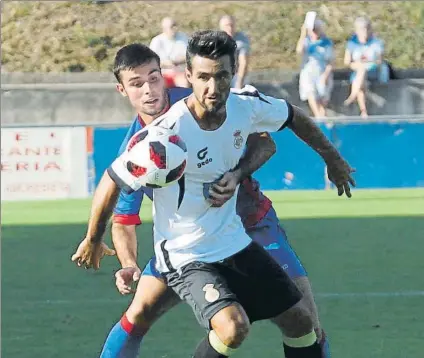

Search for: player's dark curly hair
xmin=186 ymin=30 xmax=237 ymax=74
xmin=113 ymin=43 xmax=161 ymax=83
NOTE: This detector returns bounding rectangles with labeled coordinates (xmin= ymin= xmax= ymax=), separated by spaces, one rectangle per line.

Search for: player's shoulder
xmin=230 ymin=85 xmax=266 ymax=104
xmin=168 ymin=87 xmax=192 ymax=104
xmin=151 ymin=98 xmax=187 ymax=129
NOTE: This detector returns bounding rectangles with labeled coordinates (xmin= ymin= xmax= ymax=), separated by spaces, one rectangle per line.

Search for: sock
xmin=100 ymin=314 xmax=144 ymax=358
xmin=283 ymin=331 xmax=322 ymax=358
xmin=283 ymin=342 xmax=322 ymax=358
xmin=319 ymin=329 xmax=331 ymax=358
xmin=193 ymin=331 xmax=237 ymax=358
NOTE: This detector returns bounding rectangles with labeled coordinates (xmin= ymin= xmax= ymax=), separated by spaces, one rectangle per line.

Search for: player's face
xmin=116 ymin=59 xmax=167 ymax=117
xmin=186 ymin=55 xmax=233 ymax=114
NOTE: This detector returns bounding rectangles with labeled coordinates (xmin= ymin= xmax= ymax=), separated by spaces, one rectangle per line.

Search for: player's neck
xmin=186 ymin=97 xmax=226 ymax=131
xmin=139 ymin=113 xmax=156 ymax=126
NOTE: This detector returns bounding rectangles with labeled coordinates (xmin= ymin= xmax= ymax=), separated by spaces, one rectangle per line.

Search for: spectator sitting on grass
xmin=344 ymin=16 xmax=389 ymax=118
xmin=150 ymin=17 xmax=189 ymax=88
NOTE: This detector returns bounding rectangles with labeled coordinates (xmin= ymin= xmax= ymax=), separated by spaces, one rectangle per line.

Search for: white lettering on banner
xmin=1 ymin=127 xmax=89 ymax=201
xmin=5 ymin=182 xmax=71 ymax=194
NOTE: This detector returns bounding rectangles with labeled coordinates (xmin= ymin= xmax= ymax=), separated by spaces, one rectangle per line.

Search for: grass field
xmin=2 ymin=189 xmax=424 ymax=358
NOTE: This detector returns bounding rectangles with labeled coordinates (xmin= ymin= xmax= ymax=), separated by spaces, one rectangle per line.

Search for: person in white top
xmin=150 ymin=17 xmax=189 ymax=88
xmin=343 ymin=17 xmax=388 ymax=118
xmin=296 ymin=15 xmax=334 ymax=118
xmin=106 ymin=30 xmax=354 ymax=358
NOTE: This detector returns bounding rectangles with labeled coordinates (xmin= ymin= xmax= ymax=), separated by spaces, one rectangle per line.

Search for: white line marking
xmin=6 ymin=291 xmax=424 ymax=306
xmin=316 ymin=291 xmax=424 ymax=298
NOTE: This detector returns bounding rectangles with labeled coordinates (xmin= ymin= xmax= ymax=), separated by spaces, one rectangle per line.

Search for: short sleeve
xmin=113 ymin=189 xmax=144 ymax=225
xmin=234 ymin=86 xmax=294 ymax=133
xmin=107 ymin=149 xmax=144 ymax=195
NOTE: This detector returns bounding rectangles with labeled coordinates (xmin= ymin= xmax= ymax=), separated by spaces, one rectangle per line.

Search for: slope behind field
xmin=2 ymin=1 xmax=424 ymax=72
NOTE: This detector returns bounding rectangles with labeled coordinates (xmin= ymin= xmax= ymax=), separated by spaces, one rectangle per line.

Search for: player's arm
xmin=247 ymin=87 xmax=355 ymax=197
xmin=111 ymin=216 xmax=141 ymax=295
xmin=288 ymin=107 xmax=356 ymax=197
xmin=86 ymin=171 xmax=120 ymax=242
xmin=208 ymin=132 xmax=276 ymax=206
xmin=72 ymin=121 xmax=143 ymax=270
xmin=84 ymin=118 xmax=140 ymax=244
xmin=93 ymin=124 xmax=145 ymax=269
xmin=71 ymin=171 xmax=119 ymax=269
xmin=288 ymin=105 xmax=342 ymax=166
xmin=111 ymin=224 xmax=138 ymax=268
xmin=234 ymin=132 xmax=276 ymax=181
xmin=111 ymin=188 xmax=145 ymax=269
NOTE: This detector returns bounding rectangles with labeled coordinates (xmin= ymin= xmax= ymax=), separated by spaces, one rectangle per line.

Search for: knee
xmin=272 ymin=302 xmax=314 ymax=338
xmin=211 ymin=305 xmax=250 ymax=348
xmin=125 ymin=301 xmax=156 ymax=335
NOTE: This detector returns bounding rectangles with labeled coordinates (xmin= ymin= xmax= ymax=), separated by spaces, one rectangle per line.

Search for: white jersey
xmin=109 ymin=86 xmax=293 ymax=273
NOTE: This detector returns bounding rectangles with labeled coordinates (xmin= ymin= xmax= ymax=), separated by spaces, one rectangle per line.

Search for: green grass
xmin=2 ymin=1 xmax=424 ymax=72
xmin=2 ymin=189 xmax=424 ymax=358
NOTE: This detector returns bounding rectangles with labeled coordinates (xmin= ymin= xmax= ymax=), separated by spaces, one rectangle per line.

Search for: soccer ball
xmin=125 ymin=125 xmax=187 ymax=188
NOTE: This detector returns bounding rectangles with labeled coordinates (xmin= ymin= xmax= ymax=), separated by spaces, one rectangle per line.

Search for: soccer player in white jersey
xmin=96 ymin=31 xmax=354 ymax=358
xmin=70 ymin=43 xmax=355 ymax=357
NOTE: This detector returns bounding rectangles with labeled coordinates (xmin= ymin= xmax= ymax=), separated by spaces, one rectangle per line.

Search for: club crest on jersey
xmin=233 ymin=130 xmax=244 ymax=149
xmin=203 ymin=284 xmax=220 ymax=303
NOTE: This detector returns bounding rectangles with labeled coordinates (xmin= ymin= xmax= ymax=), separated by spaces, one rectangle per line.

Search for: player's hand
xmin=71 ymin=238 xmax=116 ymax=270
xmin=326 ymin=157 xmax=356 ymax=198
xmin=208 ymin=170 xmax=242 ymax=207
xmin=115 ymin=267 xmax=141 ymax=295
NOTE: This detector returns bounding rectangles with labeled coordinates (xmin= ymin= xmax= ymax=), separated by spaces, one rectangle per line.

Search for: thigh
xmin=165 ymin=261 xmax=239 ymax=329
xmin=292 ymin=276 xmax=322 ymax=333
xmin=223 ymin=242 xmax=303 ymax=323
xmin=299 ymin=70 xmax=317 ymax=101
xmin=127 ymin=274 xmax=180 ymax=328
xmin=247 ymin=208 xmax=307 ymax=279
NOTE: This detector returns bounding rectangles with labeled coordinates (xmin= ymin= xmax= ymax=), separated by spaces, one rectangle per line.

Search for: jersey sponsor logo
xmin=233 ymin=130 xmax=244 ymax=149
xmin=197 ymin=147 xmax=213 ymax=168
xmin=203 ymin=283 xmax=220 ymax=303
xmin=263 ymin=242 xmax=281 ymax=251
xmin=197 ymin=147 xmax=208 ymax=160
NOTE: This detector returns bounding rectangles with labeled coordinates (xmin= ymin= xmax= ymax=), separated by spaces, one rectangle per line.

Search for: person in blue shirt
xmin=296 ymin=17 xmax=334 ymax=118
xmin=344 ymin=17 xmax=387 ymax=118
